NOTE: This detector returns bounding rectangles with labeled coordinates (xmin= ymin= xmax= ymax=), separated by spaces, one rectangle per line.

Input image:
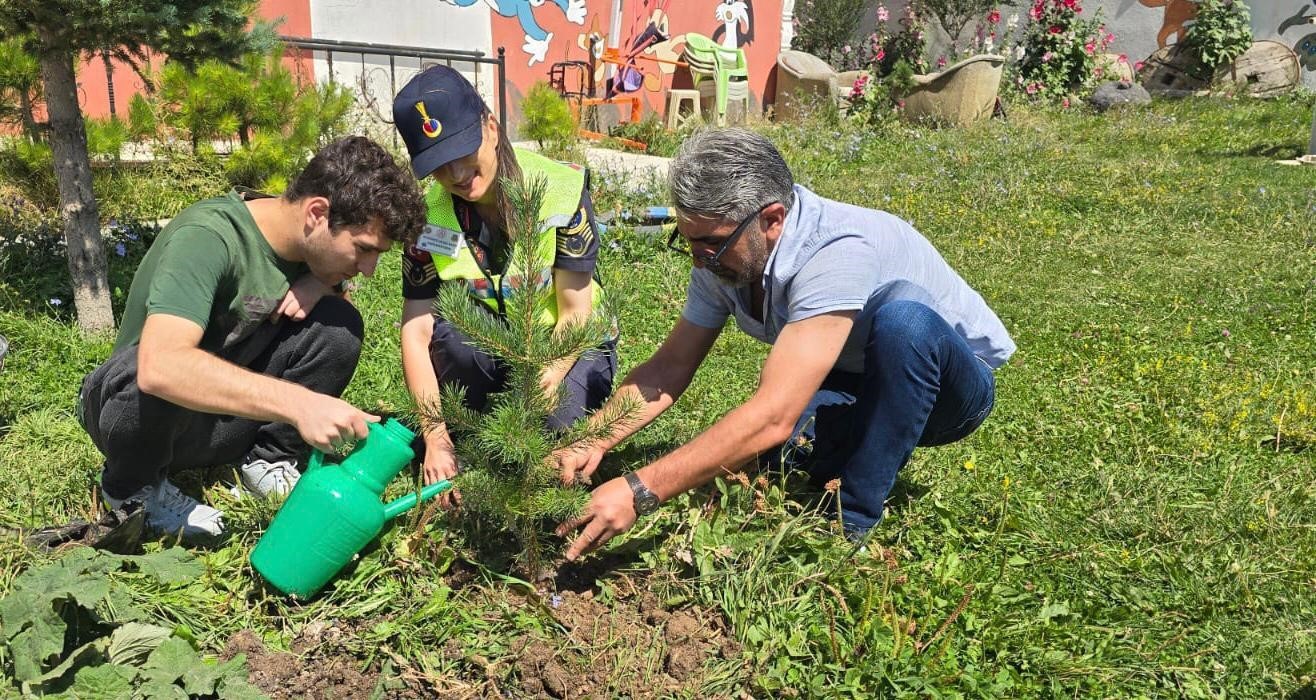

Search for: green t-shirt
xmin=115 ymin=190 xmax=305 ymax=361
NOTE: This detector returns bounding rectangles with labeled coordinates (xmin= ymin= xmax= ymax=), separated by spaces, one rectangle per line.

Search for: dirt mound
xmin=511 ymin=587 xmax=741 ymax=698
xmin=221 ymin=566 xmax=740 ymax=698
xmin=222 ymin=626 xmax=412 ymax=699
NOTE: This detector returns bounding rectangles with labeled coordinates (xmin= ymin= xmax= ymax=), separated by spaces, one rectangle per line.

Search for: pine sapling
xmin=416 ymin=173 xmax=638 ymax=578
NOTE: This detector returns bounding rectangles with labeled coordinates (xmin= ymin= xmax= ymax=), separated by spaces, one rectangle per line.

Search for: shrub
xmin=521 ymin=81 xmax=578 ymax=160
xmin=0 ymin=138 xmax=56 ymax=208
xmin=607 ymin=113 xmax=690 ymax=158
xmin=1015 ymin=0 xmax=1114 ymax=101
xmin=0 ymin=36 xmax=40 ymax=138
xmin=793 ymin=0 xmax=868 ymax=71
xmin=1182 ymin=0 xmax=1252 ymax=76
xmin=84 ymin=117 xmax=128 ymax=160
xmin=151 ymin=47 xmax=354 ymax=190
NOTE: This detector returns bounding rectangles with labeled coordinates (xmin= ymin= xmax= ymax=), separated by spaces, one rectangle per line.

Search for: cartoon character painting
xmin=712 ymin=0 xmax=754 ymax=49
xmin=1138 ymin=0 xmax=1196 ymax=47
xmin=578 ymin=1 xmax=686 ymax=97
xmin=444 ymin=0 xmax=587 ymax=65
xmin=1278 ymin=2 xmax=1316 ymax=71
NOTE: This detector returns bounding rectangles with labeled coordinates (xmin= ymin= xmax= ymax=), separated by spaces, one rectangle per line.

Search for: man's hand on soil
xmin=556 ymin=477 xmax=635 ymax=560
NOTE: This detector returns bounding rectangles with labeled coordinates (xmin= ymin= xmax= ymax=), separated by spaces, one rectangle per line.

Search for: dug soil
xmin=223 ymin=626 xmax=396 ymax=700
xmin=508 ymin=586 xmax=741 ymax=698
xmin=223 ymin=564 xmax=741 ymax=699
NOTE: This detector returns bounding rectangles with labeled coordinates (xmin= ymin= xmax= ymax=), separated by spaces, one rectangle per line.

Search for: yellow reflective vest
xmin=423 ymin=148 xmax=605 ymax=326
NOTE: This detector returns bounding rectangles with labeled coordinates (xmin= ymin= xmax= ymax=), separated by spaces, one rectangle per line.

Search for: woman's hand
xmin=422 ymin=428 xmax=462 ymax=508
xmin=276 ymin=274 xmax=335 ymax=321
xmin=538 ymin=360 xmax=572 ymax=407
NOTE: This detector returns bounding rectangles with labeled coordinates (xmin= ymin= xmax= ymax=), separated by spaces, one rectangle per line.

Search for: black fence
xmin=92 ymin=38 xmax=509 ymax=144
xmin=279 ymin=36 xmax=509 ymax=144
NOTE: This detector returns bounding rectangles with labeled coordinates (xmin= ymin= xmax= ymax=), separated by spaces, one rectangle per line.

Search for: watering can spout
xmin=383 ymin=479 xmax=453 ymax=520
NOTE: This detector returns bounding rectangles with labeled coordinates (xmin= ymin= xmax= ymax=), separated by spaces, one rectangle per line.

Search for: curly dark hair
xmin=285 ymin=136 xmax=426 ymax=245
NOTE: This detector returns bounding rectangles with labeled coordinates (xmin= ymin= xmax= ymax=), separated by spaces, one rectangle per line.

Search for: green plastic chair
xmin=682 ymin=33 xmax=749 ymax=124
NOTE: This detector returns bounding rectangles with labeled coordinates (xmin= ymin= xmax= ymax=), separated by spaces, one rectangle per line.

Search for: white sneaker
xmin=104 ymin=481 xmax=225 ymax=542
xmin=233 ymin=459 xmax=301 ymax=499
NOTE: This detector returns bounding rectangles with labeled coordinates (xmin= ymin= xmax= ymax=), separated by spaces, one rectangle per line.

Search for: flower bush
xmin=1181 ymin=0 xmax=1252 ymax=78
xmin=922 ymin=0 xmax=1007 ymax=59
xmin=1015 ymin=0 xmax=1114 ymax=101
xmin=868 ymin=2 xmax=931 ymax=75
xmin=845 ymin=58 xmax=917 ymax=127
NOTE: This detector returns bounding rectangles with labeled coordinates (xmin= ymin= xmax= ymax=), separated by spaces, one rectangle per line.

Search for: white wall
xmin=307 ymin=0 xmax=499 ymax=141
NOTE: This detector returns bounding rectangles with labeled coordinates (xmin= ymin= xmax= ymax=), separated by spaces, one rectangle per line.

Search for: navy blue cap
xmin=393 ymin=65 xmax=487 ymax=179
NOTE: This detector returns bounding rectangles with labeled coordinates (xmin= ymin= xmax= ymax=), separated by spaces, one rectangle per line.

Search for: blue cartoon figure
xmin=444 ymin=0 xmax=587 ymax=66
xmin=1299 ymin=33 xmax=1316 ymax=70
xmin=1278 ymin=2 xmax=1316 ymax=71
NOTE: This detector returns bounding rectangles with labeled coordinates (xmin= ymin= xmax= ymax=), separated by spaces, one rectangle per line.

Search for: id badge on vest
xmin=416 ymin=224 xmax=465 ymax=259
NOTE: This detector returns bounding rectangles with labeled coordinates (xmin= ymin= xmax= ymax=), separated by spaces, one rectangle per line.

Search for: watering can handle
xmin=382 ymin=480 xmax=453 ymax=520
xmin=307 ymin=449 xmax=326 ymax=471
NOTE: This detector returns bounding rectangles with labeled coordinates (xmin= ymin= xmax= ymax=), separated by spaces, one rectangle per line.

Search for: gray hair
xmin=668 ymin=127 xmax=795 ymax=223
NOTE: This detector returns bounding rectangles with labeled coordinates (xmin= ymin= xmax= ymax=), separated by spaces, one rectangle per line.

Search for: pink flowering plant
xmin=868 ymin=2 xmax=931 ymax=76
xmin=845 ymin=57 xmax=918 ymax=127
xmin=1015 ymin=0 xmax=1113 ymax=101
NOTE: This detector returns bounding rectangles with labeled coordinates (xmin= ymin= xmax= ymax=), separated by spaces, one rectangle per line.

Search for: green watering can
xmin=250 ymin=418 xmax=451 ymax=598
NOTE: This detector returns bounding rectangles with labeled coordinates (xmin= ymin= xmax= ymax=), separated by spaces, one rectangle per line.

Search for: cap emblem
xmin=416 ymin=102 xmax=442 ymax=138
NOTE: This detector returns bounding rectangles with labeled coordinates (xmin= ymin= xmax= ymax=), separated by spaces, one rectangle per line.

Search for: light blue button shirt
xmin=682 ymin=184 xmax=1016 ymax=372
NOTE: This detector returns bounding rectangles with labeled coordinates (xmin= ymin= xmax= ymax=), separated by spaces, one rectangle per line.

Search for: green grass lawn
xmin=2 ymin=95 xmax=1315 ymax=697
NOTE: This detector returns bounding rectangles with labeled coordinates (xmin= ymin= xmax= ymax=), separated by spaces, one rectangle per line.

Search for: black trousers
xmin=79 ymin=297 xmax=364 ymax=499
xmin=429 ymin=317 xmax=617 ymax=431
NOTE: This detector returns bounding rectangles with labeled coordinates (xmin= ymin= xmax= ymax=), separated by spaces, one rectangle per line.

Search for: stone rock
xmin=1090 ymin=81 xmax=1151 ymax=113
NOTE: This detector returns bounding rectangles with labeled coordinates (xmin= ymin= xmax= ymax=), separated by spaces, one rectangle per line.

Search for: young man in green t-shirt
xmin=78 ymin=137 xmax=425 ymax=542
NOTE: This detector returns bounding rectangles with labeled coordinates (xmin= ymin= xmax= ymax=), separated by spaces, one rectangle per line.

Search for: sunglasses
xmin=666 ymin=203 xmax=775 ymax=270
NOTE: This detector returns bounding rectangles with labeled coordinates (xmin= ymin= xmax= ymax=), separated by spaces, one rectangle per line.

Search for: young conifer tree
xmin=417 ymin=174 xmax=637 ymax=577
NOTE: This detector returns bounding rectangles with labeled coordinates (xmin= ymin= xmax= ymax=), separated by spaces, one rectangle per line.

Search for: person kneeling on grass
xmin=390 ymin=66 xmax=618 ymax=498
xmin=77 ymin=137 xmax=426 ymax=542
xmin=555 ymin=127 xmax=1015 ymax=557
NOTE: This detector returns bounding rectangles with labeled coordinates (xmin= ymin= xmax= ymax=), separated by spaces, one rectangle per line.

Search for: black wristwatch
xmin=624 ymin=472 xmax=660 ymax=516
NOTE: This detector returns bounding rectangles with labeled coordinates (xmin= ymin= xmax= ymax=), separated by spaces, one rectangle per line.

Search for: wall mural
xmin=465 ymin=0 xmax=764 ymax=72
xmin=712 ymin=0 xmax=754 ymax=48
xmin=1137 ymin=0 xmax=1196 ymax=47
xmin=1278 ymin=2 xmax=1316 ymax=71
xmin=585 ymin=0 xmax=686 ymax=97
xmin=466 ymin=0 xmax=780 ymax=119
xmin=445 ymin=0 xmax=588 ymax=65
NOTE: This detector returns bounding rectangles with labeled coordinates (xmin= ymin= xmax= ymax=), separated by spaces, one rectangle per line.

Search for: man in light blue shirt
xmin=556 ymin=128 xmax=1014 ymax=554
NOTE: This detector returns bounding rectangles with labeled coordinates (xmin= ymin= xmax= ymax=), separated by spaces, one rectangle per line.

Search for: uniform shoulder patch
xmin=556 ymin=206 xmax=595 ymax=257
xmin=402 ymin=250 xmax=438 ymax=286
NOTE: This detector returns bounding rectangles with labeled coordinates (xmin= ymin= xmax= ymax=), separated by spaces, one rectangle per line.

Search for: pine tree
xmin=0 ymin=0 xmax=268 ymax=332
xmin=0 ymin=37 xmax=42 ymax=139
xmin=153 ymin=48 xmax=354 ymax=191
xmin=416 ymin=175 xmax=638 ymax=578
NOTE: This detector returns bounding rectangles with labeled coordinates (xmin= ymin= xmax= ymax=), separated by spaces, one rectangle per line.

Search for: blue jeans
xmin=783 ymin=300 xmax=997 ymax=534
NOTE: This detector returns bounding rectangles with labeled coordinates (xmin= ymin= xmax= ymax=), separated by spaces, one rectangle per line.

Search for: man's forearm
xmin=138 ymin=346 xmax=311 ymax=426
xmin=637 ymin=399 xmax=794 ymax=502
xmin=591 ymin=360 xmax=690 ymax=450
